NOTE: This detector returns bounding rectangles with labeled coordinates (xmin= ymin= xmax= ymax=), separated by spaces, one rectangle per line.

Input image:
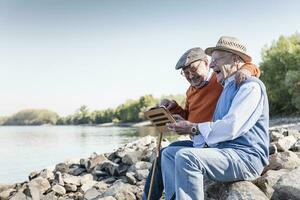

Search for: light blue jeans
xmin=161 ymin=146 xmax=260 ymax=200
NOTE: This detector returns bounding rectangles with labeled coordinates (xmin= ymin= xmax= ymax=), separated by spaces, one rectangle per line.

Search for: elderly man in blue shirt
xmin=162 ymin=36 xmax=269 ymax=200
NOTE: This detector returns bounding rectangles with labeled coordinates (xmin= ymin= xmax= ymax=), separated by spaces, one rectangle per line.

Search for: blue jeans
xmin=161 ymin=146 xmax=260 ymax=200
xmin=142 ymin=140 xmax=193 ymax=200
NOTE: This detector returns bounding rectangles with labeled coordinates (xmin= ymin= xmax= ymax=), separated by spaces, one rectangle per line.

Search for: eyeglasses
xmin=180 ymin=61 xmax=202 ymax=77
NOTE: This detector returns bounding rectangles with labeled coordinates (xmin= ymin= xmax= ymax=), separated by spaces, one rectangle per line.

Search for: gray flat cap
xmin=175 ymin=47 xmax=207 ymax=70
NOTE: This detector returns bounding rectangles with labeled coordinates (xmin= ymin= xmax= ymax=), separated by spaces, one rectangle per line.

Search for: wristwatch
xmin=191 ymin=124 xmax=200 ymax=135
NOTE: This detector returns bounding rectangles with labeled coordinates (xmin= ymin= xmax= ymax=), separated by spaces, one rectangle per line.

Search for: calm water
xmin=0 ymin=125 xmax=165 ymax=184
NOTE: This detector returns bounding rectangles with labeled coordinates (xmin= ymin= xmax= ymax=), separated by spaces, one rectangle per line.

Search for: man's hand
xmin=166 ymin=120 xmax=195 ymax=135
xmin=235 ymin=68 xmax=252 ymax=85
xmin=158 ymin=99 xmax=178 ymax=110
xmin=173 ymin=114 xmax=185 ymax=122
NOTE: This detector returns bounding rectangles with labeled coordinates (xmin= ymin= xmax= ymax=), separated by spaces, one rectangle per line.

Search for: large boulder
xmin=275 ymin=135 xmax=297 ymax=151
xmin=253 ymin=169 xmax=289 ymax=198
xmin=207 ymin=181 xmax=269 ymax=200
xmin=271 ymin=167 xmax=300 ymax=200
xmin=266 ymin=151 xmax=300 ymax=170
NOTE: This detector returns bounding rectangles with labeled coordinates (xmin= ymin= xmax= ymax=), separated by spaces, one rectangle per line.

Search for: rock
xmin=253 ymin=169 xmax=289 ymax=198
xmin=24 ymin=185 xmax=41 ymax=200
xmin=114 ymin=189 xmax=136 ymax=200
xmin=267 ymin=151 xmax=300 ymax=170
xmin=287 ymin=129 xmax=300 ymax=139
xmin=64 ymin=184 xmax=77 ymax=192
xmin=275 ymin=135 xmax=297 ymax=151
xmin=100 ymin=161 xmax=119 ymax=176
xmin=0 ymin=184 xmax=12 ymax=193
xmin=122 ymin=151 xmax=143 ymax=165
xmin=126 ymin=172 xmax=136 ymax=185
xmin=270 ymin=130 xmax=284 ymax=142
xmin=135 ymin=169 xmax=149 ymax=181
xmin=42 ymin=192 xmax=58 ymax=200
xmin=0 ymin=188 xmax=16 ymax=199
xmin=28 ymin=177 xmax=51 ymax=194
xmin=63 ymin=174 xmax=81 ymax=186
xmin=272 ymin=167 xmax=300 ymax=200
xmin=97 ymin=197 xmax=116 ymax=200
xmin=28 ymin=171 xmax=40 ymax=181
xmin=85 ymin=154 xmax=108 ymax=172
xmin=269 ymin=143 xmax=278 ymax=155
xmin=92 ymin=169 xmax=107 ymax=177
xmin=207 ymin=181 xmax=269 ymax=200
xmin=103 ymin=177 xmax=117 ymax=184
xmin=52 ymin=184 xmax=66 ymax=196
xmin=55 ymin=163 xmax=69 ymax=173
xmin=93 ymin=182 xmax=108 ymax=194
xmin=83 ymin=188 xmax=101 ymax=200
xmin=40 ymin=168 xmax=54 ymax=180
xmin=102 ymin=181 xmax=134 ymax=198
xmin=291 ymin=139 xmax=300 ymax=152
xmin=69 ymin=166 xmax=86 ymax=176
xmin=132 ymin=161 xmax=152 ymax=171
xmin=54 ymin=171 xmax=64 ymax=186
xmin=10 ymin=191 xmax=28 ymax=200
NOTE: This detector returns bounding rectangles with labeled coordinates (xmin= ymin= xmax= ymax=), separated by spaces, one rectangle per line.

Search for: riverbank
xmin=0 ymin=123 xmax=300 ymax=199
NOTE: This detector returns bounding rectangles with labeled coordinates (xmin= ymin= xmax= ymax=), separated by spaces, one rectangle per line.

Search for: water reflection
xmin=0 ymin=125 xmax=178 ymax=184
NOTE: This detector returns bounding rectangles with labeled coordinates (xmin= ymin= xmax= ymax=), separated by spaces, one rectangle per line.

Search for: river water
xmin=0 ymin=125 xmax=165 ymax=184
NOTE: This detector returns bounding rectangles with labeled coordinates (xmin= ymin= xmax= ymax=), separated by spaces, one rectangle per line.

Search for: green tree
xmin=260 ymin=33 xmax=300 ymax=115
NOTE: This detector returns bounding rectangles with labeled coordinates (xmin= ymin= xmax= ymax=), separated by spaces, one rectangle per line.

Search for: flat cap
xmin=175 ymin=47 xmax=207 ymax=70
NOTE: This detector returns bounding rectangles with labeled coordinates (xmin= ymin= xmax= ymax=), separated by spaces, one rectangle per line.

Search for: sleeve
xmin=197 ymin=82 xmax=264 ymax=146
xmin=169 ymin=100 xmax=189 ymax=120
xmin=241 ymin=63 xmax=261 ymax=78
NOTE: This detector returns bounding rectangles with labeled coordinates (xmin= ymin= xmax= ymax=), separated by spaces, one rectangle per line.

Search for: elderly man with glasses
xmin=143 ymin=43 xmax=261 ymax=199
xmin=161 ymin=36 xmax=269 ymax=200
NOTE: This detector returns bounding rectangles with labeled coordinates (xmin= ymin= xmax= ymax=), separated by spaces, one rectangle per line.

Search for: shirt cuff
xmin=197 ymin=122 xmax=212 ymax=141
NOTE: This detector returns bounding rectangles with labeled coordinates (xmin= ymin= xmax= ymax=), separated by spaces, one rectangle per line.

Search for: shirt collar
xmin=206 ymin=68 xmax=214 ymax=82
xmin=224 ymin=75 xmax=235 ymax=88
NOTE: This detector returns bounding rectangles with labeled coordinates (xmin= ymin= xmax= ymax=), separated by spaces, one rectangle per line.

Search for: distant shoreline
xmin=1 ymin=117 xmax=300 ymax=129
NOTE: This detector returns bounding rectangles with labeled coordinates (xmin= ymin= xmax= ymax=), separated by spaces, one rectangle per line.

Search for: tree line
xmin=1 ymin=33 xmax=299 ymax=126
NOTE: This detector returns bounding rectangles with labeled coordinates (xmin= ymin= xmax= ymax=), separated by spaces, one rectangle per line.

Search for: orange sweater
xmin=170 ymin=63 xmax=260 ymax=123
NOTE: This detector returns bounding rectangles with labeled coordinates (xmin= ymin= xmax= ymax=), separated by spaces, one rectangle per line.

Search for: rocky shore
xmin=0 ymin=124 xmax=300 ymax=200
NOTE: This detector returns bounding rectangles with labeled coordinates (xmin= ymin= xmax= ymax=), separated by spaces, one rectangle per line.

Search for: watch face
xmin=192 ymin=126 xmax=197 ymax=134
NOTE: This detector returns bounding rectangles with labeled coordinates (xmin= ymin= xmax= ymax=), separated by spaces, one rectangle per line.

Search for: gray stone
xmin=100 ymin=161 xmax=119 ymax=176
xmin=287 ymin=129 xmax=300 ymax=139
xmin=83 ymin=188 xmax=101 ymax=200
xmin=28 ymin=177 xmax=51 ymax=194
xmin=52 ymin=184 xmax=66 ymax=196
xmin=116 ymin=164 xmax=129 ymax=176
xmin=291 ymin=139 xmax=300 ymax=152
xmin=126 ymin=172 xmax=136 ymax=185
xmin=135 ymin=169 xmax=149 ymax=181
xmin=122 ymin=151 xmax=142 ymax=165
xmin=132 ymin=161 xmax=152 ymax=171
xmin=28 ymin=171 xmax=40 ymax=181
xmin=69 ymin=166 xmax=86 ymax=176
xmin=24 ymin=185 xmax=41 ymax=200
xmin=54 ymin=171 xmax=64 ymax=186
xmin=207 ymin=181 xmax=269 ymax=200
xmin=275 ymin=135 xmax=297 ymax=151
xmin=272 ymin=167 xmax=300 ymax=200
xmin=253 ymin=169 xmax=289 ymax=198
xmin=270 ymin=130 xmax=284 ymax=142
xmin=85 ymin=154 xmax=107 ymax=172
xmin=96 ymin=197 xmax=116 ymax=200
xmin=41 ymin=192 xmax=58 ymax=200
xmin=0 ymin=184 xmax=12 ymax=193
xmin=92 ymin=170 xmax=107 ymax=177
xmin=40 ymin=168 xmax=54 ymax=180
xmin=9 ymin=191 xmax=28 ymax=200
xmin=266 ymin=151 xmax=300 ymax=170
xmin=63 ymin=174 xmax=81 ymax=186
xmin=102 ymin=181 xmax=134 ymax=197
xmin=64 ymin=184 xmax=77 ymax=192
xmin=0 ymin=188 xmax=16 ymax=199
xmin=55 ymin=163 xmax=69 ymax=173
xmin=103 ymin=177 xmax=117 ymax=184
xmin=93 ymin=182 xmax=108 ymax=194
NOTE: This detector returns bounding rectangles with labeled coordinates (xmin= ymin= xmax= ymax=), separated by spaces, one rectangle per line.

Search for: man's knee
xmin=175 ymin=149 xmax=197 ymax=167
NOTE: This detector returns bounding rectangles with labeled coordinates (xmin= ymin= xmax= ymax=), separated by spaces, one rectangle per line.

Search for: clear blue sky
xmin=1 ymin=0 xmax=299 ymax=116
